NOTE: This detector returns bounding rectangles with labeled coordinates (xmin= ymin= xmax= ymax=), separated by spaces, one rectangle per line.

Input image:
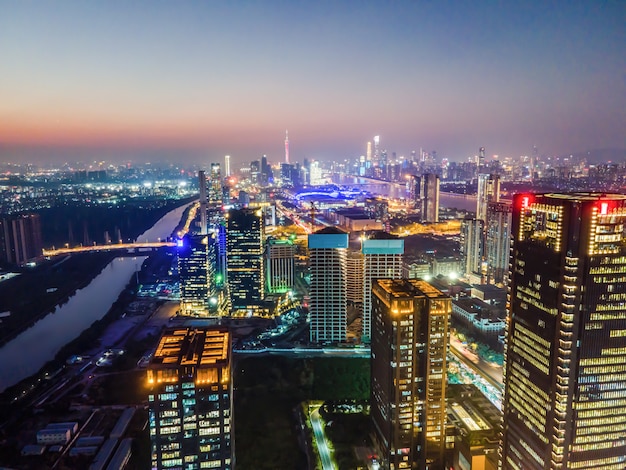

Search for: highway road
xmin=449 ymin=337 xmax=503 ymax=390
xmin=310 ymin=405 xmax=337 ymax=470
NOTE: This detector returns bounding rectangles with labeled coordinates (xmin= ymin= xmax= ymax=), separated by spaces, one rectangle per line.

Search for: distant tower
xmin=366 ymin=141 xmax=372 ymax=162
xmin=422 ymin=173 xmax=440 ymax=223
xmin=476 ymin=173 xmax=500 ymax=222
xmin=478 ymin=146 xmax=486 ymax=171
xmin=209 ymin=163 xmax=222 ymax=204
xmin=485 ymin=201 xmax=512 ymax=285
xmin=373 ymin=135 xmax=381 ymax=165
xmin=460 ymin=217 xmax=485 ymax=281
xmin=285 ymin=130 xmax=290 ymax=164
xmin=224 ymin=155 xmax=231 ymax=177
xmin=199 ymin=170 xmax=208 ymax=234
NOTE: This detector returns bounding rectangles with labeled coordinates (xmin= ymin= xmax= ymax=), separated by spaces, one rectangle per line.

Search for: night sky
xmin=0 ymin=1 xmax=624 ymax=165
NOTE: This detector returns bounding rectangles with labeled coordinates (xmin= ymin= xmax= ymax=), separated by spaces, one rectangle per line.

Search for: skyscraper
xmin=422 ymin=173 xmax=440 ymax=223
xmin=284 ymin=130 xmax=289 ymax=164
xmin=308 ymin=227 xmax=348 ymax=343
xmin=178 ymin=233 xmax=218 ymax=316
xmin=476 ymin=173 xmax=500 ymax=223
xmin=224 ymin=155 xmax=231 ymax=177
xmin=361 ymin=233 xmax=404 ymax=343
xmin=460 ymin=217 xmax=485 ymax=282
xmin=485 ymin=201 xmax=512 ymax=285
xmin=209 ymin=163 xmax=222 ymax=204
xmin=500 ymin=193 xmax=626 ymax=470
xmin=198 ymin=170 xmax=208 ymax=234
xmin=371 ymin=279 xmax=451 ymax=470
xmin=226 ymin=208 xmax=264 ymax=313
xmin=147 ymin=327 xmax=233 ymax=470
xmin=266 ymin=237 xmax=295 ymax=294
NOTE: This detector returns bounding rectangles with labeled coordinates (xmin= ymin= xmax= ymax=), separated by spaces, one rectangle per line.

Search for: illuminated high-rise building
xmin=460 ymin=217 xmax=485 ymax=282
xmin=265 ymin=237 xmax=295 ymax=294
xmin=308 ymin=227 xmax=348 ymax=343
xmin=178 ymin=233 xmax=218 ymax=316
xmin=346 ymin=250 xmax=364 ymax=309
xmin=500 ymin=193 xmax=626 ymax=470
xmin=371 ymin=279 xmax=450 ymax=470
xmin=485 ymin=201 xmax=512 ymax=285
xmin=422 ymin=173 xmax=440 ymax=223
xmin=361 ymin=233 xmax=404 ymax=343
xmin=198 ymin=170 xmax=208 ymax=234
xmin=226 ymin=208 xmax=264 ymax=313
xmin=478 ymin=146 xmax=486 ymax=172
xmin=209 ymin=163 xmax=222 ymax=204
xmin=476 ymin=173 xmax=500 ymax=223
xmin=284 ymin=130 xmax=289 ymax=164
xmin=147 ymin=327 xmax=233 ymax=470
xmin=224 ymin=155 xmax=231 ymax=177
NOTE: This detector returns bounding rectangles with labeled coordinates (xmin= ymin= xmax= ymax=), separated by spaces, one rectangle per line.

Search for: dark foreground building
xmin=371 ymin=279 xmax=451 ymax=470
xmin=500 ymin=193 xmax=626 ymax=470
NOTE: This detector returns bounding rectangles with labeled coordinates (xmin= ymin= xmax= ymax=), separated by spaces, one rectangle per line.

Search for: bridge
xmin=42 ymin=241 xmax=177 ymax=257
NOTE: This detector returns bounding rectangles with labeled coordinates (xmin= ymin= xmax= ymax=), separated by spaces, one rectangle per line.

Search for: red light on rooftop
xmin=519 ymin=194 xmax=533 ymax=210
xmin=600 ymin=202 xmax=609 ymax=215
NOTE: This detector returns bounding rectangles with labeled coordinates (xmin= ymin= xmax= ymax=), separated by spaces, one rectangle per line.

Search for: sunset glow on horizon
xmin=1 ymin=1 xmax=624 ymax=164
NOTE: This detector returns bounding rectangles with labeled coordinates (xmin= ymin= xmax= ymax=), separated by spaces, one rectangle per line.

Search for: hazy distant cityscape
xmin=1 ymin=1 xmax=625 ymax=470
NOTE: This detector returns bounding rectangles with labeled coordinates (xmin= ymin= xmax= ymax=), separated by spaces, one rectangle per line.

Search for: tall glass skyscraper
xmin=226 ymin=208 xmax=264 ymax=314
xmin=178 ymin=233 xmax=217 ymax=316
xmin=500 ymin=193 xmax=626 ymax=470
xmin=147 ymin=327 xmax=233 ymax=470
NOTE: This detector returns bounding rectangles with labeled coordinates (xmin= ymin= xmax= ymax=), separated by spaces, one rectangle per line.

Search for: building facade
xmin=476 ymin=174 xmax=500 ymax=223
xmin=147 ymin=327 xmax=233 ymax=470
xmin=308 ymin=227 xmax=348 ymax=343
xmin=500 ymin=193 xmax=626 ymax=470
xmin=371 ymin=279 xmax=451 ymax=470
xmin=460 ymin=217 xmax=485 ymax=281
xmin=178 ymin=234 xmax=218 ymax=316
xmin=485 ymin=202 xmax=512 ymax=286
xmin=361 ymin=234 xmax=404 ymax=343
xmin=422 ymin=173 xmax=440 ymax=223
xmin=226 ymin=208 xmax=264 ymax=314
xmin=266 ymin=237 xmax=295 ymax=294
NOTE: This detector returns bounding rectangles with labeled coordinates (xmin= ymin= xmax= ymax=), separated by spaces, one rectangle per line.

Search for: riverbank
xmin=0 ymin=197 xmax=194 ymax=347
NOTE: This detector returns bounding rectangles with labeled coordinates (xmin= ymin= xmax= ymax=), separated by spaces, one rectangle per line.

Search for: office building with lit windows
xmin=476 ymin=174 xmax=500 ymax=223
xmin=308 ymin=227 xmax=349 ymax=343
xmin=209 ymin=163 xmax=222 ymax=204
xmin=485 ymin=201 xmax=512 ymax=286
xmin=500 ymin=193 xmax=626 ymax=470
xmin=371 ymin=279 xmax=450 ymax=470
xmin=361 ymin=233 xmax=404 ymax=343
xmin=147 ymin=327 xmax=232 ymax=470
xmin=226 ymin=208 xmax=264 ymax=313
xmin=460 ymin=217 xmax=485 ymax=282
xmin=265 ymin=237 xmax=295 ymax=294
xmin=178 ymin=234 xmax=218 ymax=316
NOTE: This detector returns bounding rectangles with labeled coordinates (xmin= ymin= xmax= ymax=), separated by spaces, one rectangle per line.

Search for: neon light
xmin=521 ymin=196 xmax=530 ymax=209
xmin=600 ymin=202 xmax=608 ymax=215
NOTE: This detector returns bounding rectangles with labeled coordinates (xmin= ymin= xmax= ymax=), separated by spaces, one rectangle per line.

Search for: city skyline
xmin=1 ymin=1 xmax=625 ymax=165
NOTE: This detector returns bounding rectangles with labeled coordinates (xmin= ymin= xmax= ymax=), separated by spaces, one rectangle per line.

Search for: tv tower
xmin=285 ymin=130 xmax=290 ymax=164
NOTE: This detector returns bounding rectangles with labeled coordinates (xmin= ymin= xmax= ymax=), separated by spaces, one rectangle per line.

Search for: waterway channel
xmin=0 ymin=202 xmax=192 ymax=392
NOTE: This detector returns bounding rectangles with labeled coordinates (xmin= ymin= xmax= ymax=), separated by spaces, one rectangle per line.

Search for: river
xmin=333 ymin=174 xmax=479 ymax=212
xmin=0 ymin=202 xmax=192 ymax=392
